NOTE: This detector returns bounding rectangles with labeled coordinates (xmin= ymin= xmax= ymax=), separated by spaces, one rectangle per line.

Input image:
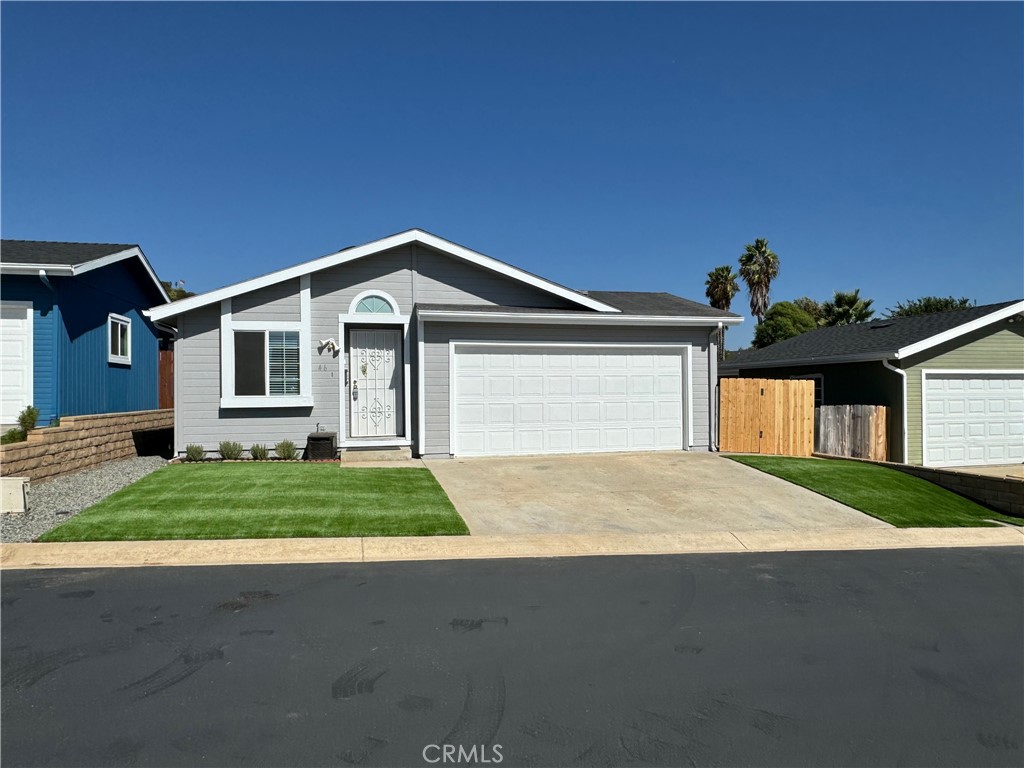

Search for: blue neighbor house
xmin=0 ymin=240 xmax=170 ymax=426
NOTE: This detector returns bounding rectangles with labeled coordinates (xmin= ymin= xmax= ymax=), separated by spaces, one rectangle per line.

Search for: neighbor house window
xmin=233 ymin=330 xmax=300 ymax=397
xmin=791 ymin=374 xmax=824 ymax=407
xmin=108 ymin=314 xmax=131 ymax=365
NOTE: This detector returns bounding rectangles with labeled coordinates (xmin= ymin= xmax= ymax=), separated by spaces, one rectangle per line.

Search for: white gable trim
xmin=2 ymin=246 xmax=171 ymax=304
xmin=895 ymin=301 xmax=1024 ymax=360
xmin=147 ymin=229 xmax=618 ymax=321
xmin=417 ymin=309 xmax=743 ymax=327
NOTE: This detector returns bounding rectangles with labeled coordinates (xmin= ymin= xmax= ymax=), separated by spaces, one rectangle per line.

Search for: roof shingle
xmin=1 ymin=240 xmax=137 ymax=267
xmin=723 ymin=300 xmax=1022 ymax=368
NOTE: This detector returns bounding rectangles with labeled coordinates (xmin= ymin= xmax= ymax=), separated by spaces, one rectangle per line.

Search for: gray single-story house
xmin=720 ymin=300 xmax=1024 ymax=467
xmin=148 ymin=229 xmax=742 ymax=459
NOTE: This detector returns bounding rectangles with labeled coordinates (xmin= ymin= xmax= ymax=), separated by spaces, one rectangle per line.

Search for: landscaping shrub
xmin=1 ymin=428 xmax=26 ymax=445
xmin=219 ymin=441 xmax=245 ymax=460
xmin=275 ymin=440 xmax=298 ymax=461
xmin=17 ymin=405 xmax=39 ymax=434
xmin=2 ymin=405 xmax=40 ymax=443
xmin=185 ymin=444 xmax=206 ymax=462
xmin=249 ymin=443 xmax=270 ymax=461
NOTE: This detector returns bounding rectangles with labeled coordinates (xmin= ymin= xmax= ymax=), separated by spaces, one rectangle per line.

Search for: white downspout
xmin=708 ymin=322 xmax=722 ymax=451
xmin=881 ymin=358 xmax=907 ymax=463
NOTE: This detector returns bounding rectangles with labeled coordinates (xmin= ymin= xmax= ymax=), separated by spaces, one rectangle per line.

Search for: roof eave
xmin=894 ymin=300 xmax=1024 ymax=360
xmin=721 ymin=351 xmax=894 ymax=370
xmin=147 ymin=229 xmax=621 ymax=321
xmin=417 ymin=309 xmax=744 ymax=326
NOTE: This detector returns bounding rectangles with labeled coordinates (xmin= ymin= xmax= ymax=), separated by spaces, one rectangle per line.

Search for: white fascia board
xmin=1 ymin=247 xmax=172 ymax=304
xmin=417 ymin=310 xmax=743 ymax=327
xmin=895 ymin=301 xmax=1024 ymax=360
xmin=0 ymin=264 xmax=75 ymax=275
xmin=148 ymin=229 xmax=620 ymax=321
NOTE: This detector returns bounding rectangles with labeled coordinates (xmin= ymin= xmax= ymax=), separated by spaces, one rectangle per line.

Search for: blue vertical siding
xmin=1 ymin=276 xmax=59 ymax=424
xmin=57 ymin=261 xmax=161 ymax=415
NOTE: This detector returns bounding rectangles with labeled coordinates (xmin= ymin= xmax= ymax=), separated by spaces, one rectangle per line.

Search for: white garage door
xmin=923 ymin=372 xmax=1024 ymax=467
xmin=0 ymin=302 xmax=33 ymax=425
xmin=452 ymin=345 xmax=687 ymax=457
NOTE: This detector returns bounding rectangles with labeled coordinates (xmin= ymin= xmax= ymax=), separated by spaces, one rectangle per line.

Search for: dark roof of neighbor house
xmin=1 ymin=239 xmax=138 ymax=266
xmin=723 ymin=300 xmax=1023 ymax=369
xmin=417 ymin=292 xmax=740 ymax=319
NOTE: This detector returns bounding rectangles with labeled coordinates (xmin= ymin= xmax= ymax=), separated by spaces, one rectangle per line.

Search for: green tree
xmin=821 ymin=289 xmax=875 ymax=326
xmin=738 ymin=238 xmax=780 ymax=324
xmin=886 ymin=296 xmax=975 ymax=318
xmin=705 ymin=265 xmax=740 ymax=359
xmin=752 ymin=302 xmax=817 ymax=348
xmin=792 ymin=296 xmax=824 ymax=326
xmin=161 ymin=280 xmax=196 ymax=302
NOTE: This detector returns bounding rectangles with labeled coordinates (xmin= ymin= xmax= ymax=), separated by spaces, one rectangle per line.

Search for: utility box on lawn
xmin=307 ymin=432 xmax=338 ymax=461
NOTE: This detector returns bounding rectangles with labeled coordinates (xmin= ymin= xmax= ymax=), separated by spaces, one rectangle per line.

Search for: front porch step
xmin=340 ymin=447 xmax=413 ymax=462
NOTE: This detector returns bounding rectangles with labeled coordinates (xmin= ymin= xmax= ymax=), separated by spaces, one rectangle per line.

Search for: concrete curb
xmin=2 ymin=527 xmax=1021 ymax=570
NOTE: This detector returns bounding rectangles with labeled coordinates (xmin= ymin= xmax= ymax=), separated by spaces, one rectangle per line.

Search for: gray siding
xmin=422 ymin=323 xmax=713 ymax=455
xmin=232 ymin=278 xmax=301 ymax=321
xmin=414 ymin=248 xmax=577 ymax=308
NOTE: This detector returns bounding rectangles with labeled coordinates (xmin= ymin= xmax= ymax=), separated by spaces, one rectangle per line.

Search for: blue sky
xmin=2 ymin=2 xmax=1021 ymax=346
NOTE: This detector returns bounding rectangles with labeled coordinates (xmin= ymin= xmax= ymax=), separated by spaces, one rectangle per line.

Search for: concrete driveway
xmin=426 ymin=452 xmax=890 ymax=535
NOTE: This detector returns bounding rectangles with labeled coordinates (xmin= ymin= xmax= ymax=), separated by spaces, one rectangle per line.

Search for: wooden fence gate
xmin=719 ymin=378 xmax=814 ymax=456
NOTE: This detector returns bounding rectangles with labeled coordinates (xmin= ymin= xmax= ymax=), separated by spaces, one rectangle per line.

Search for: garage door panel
xmin=0 ymin=303 xmax=33 ymax=424
xmin=923 ymin=372 xmax=1024 ymax=467
xmin=453 ymin=345 xmax=686 ymax=457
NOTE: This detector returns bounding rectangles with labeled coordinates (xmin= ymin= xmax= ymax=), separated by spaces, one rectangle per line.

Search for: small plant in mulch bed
xmin=249 ymin=443 xmax=270 ymax=461
xmin=219 ymin=441 xmax=244 ymax=460
xmin=274 ymin=440 xmax=298 ymax=461
xmin=185 ymin=444 xmax=206 ymax=462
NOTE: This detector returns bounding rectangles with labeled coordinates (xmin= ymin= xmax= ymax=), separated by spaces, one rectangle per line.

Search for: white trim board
xmin=417 ymin=310 xmax=741 ymax=327
xmin=148 ymin=229 xmax=620 ymax=321
xmin=447 ymin=341 xmax=694 ymax=457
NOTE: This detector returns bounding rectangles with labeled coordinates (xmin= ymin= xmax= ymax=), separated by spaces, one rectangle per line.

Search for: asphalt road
xmin=2 ymin=547 xmax=1022 ymax=767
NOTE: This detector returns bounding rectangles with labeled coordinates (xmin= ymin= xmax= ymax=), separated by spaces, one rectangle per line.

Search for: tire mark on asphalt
xmin=120 ymin=645 xmax=226 ymax=700
xmin=442 ymin=667 xmax=506 ymax=747
xmin=332 ymin=662 xmax=388 ymax=699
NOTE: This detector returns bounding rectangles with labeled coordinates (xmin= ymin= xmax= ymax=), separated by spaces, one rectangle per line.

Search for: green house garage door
xmin=922 ymin=371 xmax=1024 ymax=467
xmin=451 ymin=344 xmax=687 ymax=457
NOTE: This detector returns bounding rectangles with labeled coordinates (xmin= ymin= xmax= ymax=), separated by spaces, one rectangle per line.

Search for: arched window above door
xmin=348 ymin=290 xmax=400 ymax=315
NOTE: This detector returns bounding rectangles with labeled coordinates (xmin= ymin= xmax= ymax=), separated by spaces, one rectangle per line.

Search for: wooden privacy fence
xmin=719 ymin=378 xmax=814 ymax=456
xmin=817 ymin=404 xmax=889 ymax=461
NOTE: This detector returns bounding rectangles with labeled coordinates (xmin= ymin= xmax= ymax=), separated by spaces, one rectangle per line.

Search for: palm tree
xmin=705 ymin=265 xmax=740 ymax=359
xmin=821 ymin=289 xmax=875 ymax=326
xmin=738 ymin=238 xmax=780 ymax=324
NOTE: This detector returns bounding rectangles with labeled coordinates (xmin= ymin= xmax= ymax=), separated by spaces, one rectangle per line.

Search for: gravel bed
xmin=1 ymin=456 xmax=168 ymax=543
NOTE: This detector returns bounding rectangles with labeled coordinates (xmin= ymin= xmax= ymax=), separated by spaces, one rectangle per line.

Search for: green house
xmin=720 ymin=301 xmax=1024 ymax=467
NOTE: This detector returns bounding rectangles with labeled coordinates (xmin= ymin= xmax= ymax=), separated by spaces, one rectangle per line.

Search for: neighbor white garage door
xmin=451 ymin=344 xmax=688 ymax=457
xmin=0 ymin=302 xmax=33 ymax=425
xmin=923 ymin=372 xmax=1024 ymax=467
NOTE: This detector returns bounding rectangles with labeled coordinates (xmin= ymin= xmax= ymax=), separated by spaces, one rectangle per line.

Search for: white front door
xmin=0 ymin=302 xmax=33 ymax=424
xmin=452 ymin=345 xmax=686 ymax=457
xmin=923 ymin=372 xmax=1024 ymax=467
xmin=349 ymin=329 xmax=403 ymax=437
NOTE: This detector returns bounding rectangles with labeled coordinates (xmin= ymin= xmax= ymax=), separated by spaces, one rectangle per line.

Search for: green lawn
xmin=39 ymin=463 xmax=469 ymax=542
xmin=728 ymin=455 xmax=1020 ymax=528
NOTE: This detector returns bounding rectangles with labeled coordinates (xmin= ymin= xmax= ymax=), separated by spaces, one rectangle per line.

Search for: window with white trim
xmin=108 ymin=314 xmax=131 ymax=365
xmin=233 ymin=330 xmax=300 ymax=397
xmin=354 ymin=295 xmax=395 ymax=314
